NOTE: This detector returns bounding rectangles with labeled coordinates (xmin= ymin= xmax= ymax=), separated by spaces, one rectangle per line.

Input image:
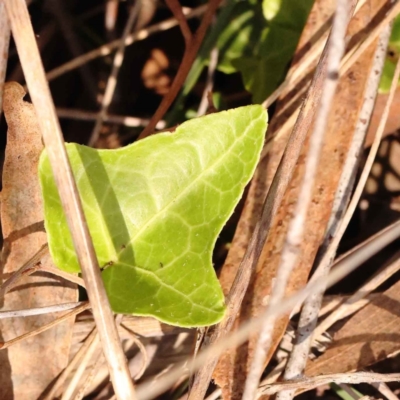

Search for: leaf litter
xmin=0 ymin=82 xmax=77 ymax=400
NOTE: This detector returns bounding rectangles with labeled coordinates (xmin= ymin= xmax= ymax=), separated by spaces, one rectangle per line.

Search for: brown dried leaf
xmin=305 ymin=280 xmax=400 ymax=376
xmin=213 ymin=1 xmax=387 ymax=398
xmin=0 ymin=82 xmax=77 ymax=399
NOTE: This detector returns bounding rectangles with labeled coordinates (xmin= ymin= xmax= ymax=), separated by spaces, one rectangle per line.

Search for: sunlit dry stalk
xmin=88 ymin=1 xmax=141 ymax=146
xmin=0 ymin=2 xmax=10 ymax=117
xmin=0 ymin=301 xmax=88 ymax=319
xmin=57 ymin=108 xmax=166 ymax=130
xmin=260 ymin=372 xmax=400 ymax=395
xmin=277 ymin=23 xmax=393 ymax=400
xmin=37 ymin=264 xmax=86 ymax=288
xmin=2 ymin=1 xmax=136 ymax=399
xmin=0 ymin=243 xmax=49 ymax=297
xmin=244 ymin=1 xmax=351 ymax=398
xmin=61 ymin=329 xmax=101 ymax=400
xmin=0 ymin=302 xmax=91 ymax=350
xmin=44 ymin=328 xmax=98 ymax=400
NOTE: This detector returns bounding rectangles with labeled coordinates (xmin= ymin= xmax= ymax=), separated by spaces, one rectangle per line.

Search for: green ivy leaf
xmin=39 ymin=105 xmax=268 ymax=327
xmin=379 ymin=15 xmax=400 ymax=94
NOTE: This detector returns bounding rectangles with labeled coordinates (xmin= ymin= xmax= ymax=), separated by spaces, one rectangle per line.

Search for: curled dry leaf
xmin=0 ymin=82 xmax=77 ymax=399
xmin=213 ymin=0 xmax=388 ymax=398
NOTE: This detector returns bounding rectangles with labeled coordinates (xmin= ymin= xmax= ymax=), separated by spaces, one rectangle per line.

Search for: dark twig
xmin=165 ymin=0 xmax=192 ymax=47
xmin=138 ymin=0 xmax=222 ymax=139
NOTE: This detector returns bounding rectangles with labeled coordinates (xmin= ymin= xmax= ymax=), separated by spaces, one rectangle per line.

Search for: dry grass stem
xmin=37 ymin=264 xmax=86 ymax=288
xmin=44 ymin=328 xmax=98 ymax=400
xmin=3 ymin=1 xmax=136 ymax=398
xmin=0 ymin=243 xmax=49 ymax=297
xmin=0 ymin=1 xmax=10 ymax=117
xmin=61 ymin=330 xmax=101 ymax=400
xmin=341 ymin=0 xmax=400 ymax=77
xmin=45 ymin=5 xmax=208 ymax=83
xmin=0 ymin=302 xmax=91 ymax=350
xmin=165 ymin=0 xmax=193 ymax=46
xmin=88 ymin=1 xmax=141 ymax=146
xmin=245 ymin=1 xmax=351 ymax=398
xmin=119 ymin=324 xmax=149 ymax=379
xmin=277 ymin=23 xmax=392 ymax=400
xmin=0 ymin=301 xmax=88 ymax=319
xmin=56 ymin=108 xmax=166 ymax=130
xmin=260 ymin=372 xmax=400 ymax=395
xmin=197 ymin=47 xmax=218 ymax=116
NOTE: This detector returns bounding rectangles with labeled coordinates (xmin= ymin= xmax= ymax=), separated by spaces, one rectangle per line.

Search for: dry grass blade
xmin=0 ymin=302 xmax=91 ymax=350
xmin=260 ymin=372 xmax=400 ymax=395
xmin=244 ymin=1 xmax=351 ymax=398
xmin=277 ymin=22 xmax=393 ymax=400
xmin=0 ymin=243 xmax=48 ymax=297
xmin=0 ymin=1 xmax=10 ymax=116
xmin=3 ymin=1 xmax=136 ymax=399
xmin=0 ymin=301 xmax=88 ymax=319
xmin=44 ymin=328 xmax=98 ymax=400
xmin=56 ymin=108 xmax=166 ymax=130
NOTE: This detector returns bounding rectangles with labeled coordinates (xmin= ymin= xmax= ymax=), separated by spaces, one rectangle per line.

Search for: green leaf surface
xmin=39 ymin=105 xmax=268 ymax=327
xmin=234 ymin=0 xmax=313 ymax=103
xmin=379 ymin=15 xmax=400 ymax=93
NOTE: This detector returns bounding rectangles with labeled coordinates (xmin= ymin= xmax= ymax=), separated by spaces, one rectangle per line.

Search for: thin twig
xmin=37 ymin=264 xmax=86 ymax=288
xmin=119 ymin=324 xmax=148 ymax=380
xmin=260 ymin=372 xmax=400 ymax=395
xmin=139 ymin=0 xmax=222 ymax=139
xmin=56 ymin=107 xmax=166 ymax=129
xmin=278 ymin=23 xmax=392 ymax=400
xmin=0 ymin=301 xmax=88 ymax=319
xmin=45 ymin=5 xmax=208 ymax=83
xmin=3 ymin=1 xmax=135 ymax=399
xmin=0 ymin=243 xmax=49 ymax=297
xmin=88 ymin=1 xmax=141 ymax=146
xmin=197 ymin=46 xmax=218 ymax=116
xmin=0 ymin=302 xmax=91 ymax=350
xmin=44 ymin=327 xmax=98 ymax=400
xmin=244 ymin=1 xmax=350 ymax=397
xmin=0 ymin=1 xmax=10 ymax=118
xmin=165 ymin=0 xmax=192 ymax=47
xmin=62 ymin=329 xmax=101 ymax=400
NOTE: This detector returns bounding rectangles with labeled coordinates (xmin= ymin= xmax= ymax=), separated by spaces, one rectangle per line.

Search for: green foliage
xmin=217 ymin=0 xmax=314 ymax=103
xmin=379 ymin=15 xmax=400 ymax=93
xmin=39 ymin=106 xmax=268 ymax=327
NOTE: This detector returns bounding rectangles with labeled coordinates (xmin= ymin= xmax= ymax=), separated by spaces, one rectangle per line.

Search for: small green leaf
xmin=39 ymin=105 xmax=268 ymax=327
